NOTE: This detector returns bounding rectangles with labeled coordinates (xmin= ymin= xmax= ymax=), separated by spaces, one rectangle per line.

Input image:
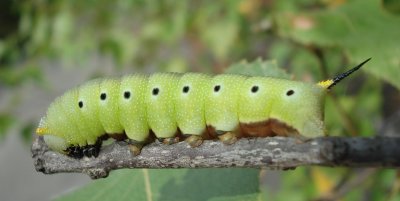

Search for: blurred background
xmin=0 ymin=0 xmax=399 ymax=200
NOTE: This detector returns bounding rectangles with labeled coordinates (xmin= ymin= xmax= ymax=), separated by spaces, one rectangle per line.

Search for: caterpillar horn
xmin=318 ymin=58 xmax=371 ymax=89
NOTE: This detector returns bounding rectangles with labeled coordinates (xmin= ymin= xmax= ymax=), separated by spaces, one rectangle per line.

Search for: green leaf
xmin=225 ymin=58 xmax=291 ymax=79
xmin=274 ymin=0 xmax=400 ymax=89
xmin=57 ymin=169 xmax=260 ymax=201
xmin=208 ymin=193 xmax=260 ymax=201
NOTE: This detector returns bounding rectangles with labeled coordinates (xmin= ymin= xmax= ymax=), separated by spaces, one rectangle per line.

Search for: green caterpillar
xmin=36 ymin=58 xmax=370 ymax=158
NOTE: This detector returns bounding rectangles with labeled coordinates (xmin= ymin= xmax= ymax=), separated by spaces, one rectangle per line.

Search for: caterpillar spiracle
xmin=35 ymin=58 xmax=371 ymax=158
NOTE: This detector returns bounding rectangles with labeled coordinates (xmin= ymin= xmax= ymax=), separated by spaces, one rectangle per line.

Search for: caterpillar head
xmin=36 ymin=117 xmax=68 ymax=153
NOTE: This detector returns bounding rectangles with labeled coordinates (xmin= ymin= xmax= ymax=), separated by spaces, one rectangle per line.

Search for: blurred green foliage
xmin=0 ymin=114 xmax=15 ymax=140
xmin=1 ymin=0 xmax=399 ymax=200
xmin=275 ymin=0 xmax=400 ymax=89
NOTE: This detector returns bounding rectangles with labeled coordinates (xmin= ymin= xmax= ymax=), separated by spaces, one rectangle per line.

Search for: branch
xmin=31 ymin=136 xmax=400 ymax=179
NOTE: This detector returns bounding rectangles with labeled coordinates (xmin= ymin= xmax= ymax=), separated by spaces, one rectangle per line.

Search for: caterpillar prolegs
xmin=36 ymin=58 xmax=371 ymax=158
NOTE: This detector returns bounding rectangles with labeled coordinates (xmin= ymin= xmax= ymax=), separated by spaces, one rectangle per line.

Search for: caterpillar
xmin=36 ymin=58 xmax=371 ymax=158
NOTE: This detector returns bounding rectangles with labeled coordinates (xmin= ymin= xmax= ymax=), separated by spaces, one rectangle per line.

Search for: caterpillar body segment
xmin=35 ymin=58 xmax=370 ymax=158
xmin=78 ymin=80 xmax=105 ymax=143
xmin=119 ymin=74 xmax=149 ymax=142
xmin=205 ymin=75 xmax=247 ymax=134
xmin=59 ymin=88 xmax=89 ymax=145
xmin=98 ymin=79 xmax=124 ymax=135
xmin=238 ymin=77 xmax=276 ymax=124
xmin=146 ymin=73 xmax=181 ymax=138
xmin=267 ymin=79 xmax=325 ymax=138
xmin=175 ymin=73 xmax=211 ymax=136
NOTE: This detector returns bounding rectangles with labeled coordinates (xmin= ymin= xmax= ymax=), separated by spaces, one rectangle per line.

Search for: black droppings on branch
xmin=31 ymin=136 xmax=400 ymax=179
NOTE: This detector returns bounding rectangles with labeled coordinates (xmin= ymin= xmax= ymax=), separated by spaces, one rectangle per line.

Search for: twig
xmin=31 ymin=136 xmax=400 ymax=179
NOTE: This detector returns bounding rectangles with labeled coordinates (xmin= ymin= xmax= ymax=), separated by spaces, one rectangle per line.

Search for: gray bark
xmin=31 ymin=136 xmax=400 ymax=179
